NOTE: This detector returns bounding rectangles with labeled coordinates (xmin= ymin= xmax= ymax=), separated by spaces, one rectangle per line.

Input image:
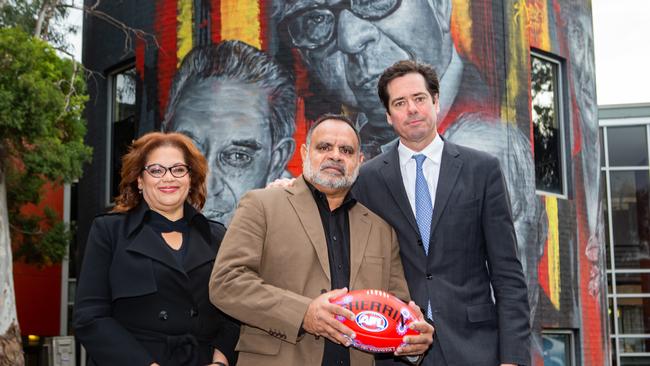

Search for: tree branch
xmin=61 ymin=0 xmax=159 ymax=54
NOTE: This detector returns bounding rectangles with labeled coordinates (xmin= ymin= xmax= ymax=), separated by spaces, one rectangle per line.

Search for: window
xmin=530 ymin=52 xmax=567 ymax=197
xmin=601 ymin=115 xmax=650 ymax=365
xmin=107 ymin=66 xmax=137 ymax=205
xmin=542 ymin=330 xmax=576 ymax=366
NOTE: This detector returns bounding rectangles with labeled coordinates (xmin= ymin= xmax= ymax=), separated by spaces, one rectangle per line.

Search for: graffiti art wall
xmin=78 ymin=0 xmax=607 ymax=364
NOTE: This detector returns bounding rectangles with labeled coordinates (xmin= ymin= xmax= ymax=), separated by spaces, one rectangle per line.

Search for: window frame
xmin=541 ymin=329 xmax=577 ymax=366
xmin=530 ymin=50 xmax=570 ymax=198
xmin=105 ymin=63 xmax=138 ymax=207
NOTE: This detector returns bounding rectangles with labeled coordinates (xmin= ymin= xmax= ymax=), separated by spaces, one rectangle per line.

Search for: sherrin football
xmin=329 ymin=289 xmax=420 ymax=353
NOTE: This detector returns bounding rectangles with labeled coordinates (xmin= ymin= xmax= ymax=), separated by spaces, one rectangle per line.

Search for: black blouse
xmin=146 ymin=210 xmax=190 ymax=267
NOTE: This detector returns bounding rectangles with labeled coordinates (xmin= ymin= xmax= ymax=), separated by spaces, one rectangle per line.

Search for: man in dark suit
xmin=353 ymin=60 xmax=530 ymax=365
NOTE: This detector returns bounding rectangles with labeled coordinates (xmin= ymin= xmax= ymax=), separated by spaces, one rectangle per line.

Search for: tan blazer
xmin=210 ymin=176 xmax=410 ymax=366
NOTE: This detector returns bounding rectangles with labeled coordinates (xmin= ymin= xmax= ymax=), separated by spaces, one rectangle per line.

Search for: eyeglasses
xmin=281 ymin=0 xmax=401 ymax=50
xmin=143 ymin=164 xmax=191 ymax=178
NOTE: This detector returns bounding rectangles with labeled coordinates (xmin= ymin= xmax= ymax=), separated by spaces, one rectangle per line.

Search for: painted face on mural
xmin=568 ymin=14 xmax=596 ymax=127
xmin=170 ymin=78 xmax=282 ymax=224
xmin=277 ymin=0 xmax=453 ymax=126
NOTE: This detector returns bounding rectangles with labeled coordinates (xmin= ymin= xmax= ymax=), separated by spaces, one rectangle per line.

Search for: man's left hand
xmin=394 ymin=301 xmax=434 ymax=357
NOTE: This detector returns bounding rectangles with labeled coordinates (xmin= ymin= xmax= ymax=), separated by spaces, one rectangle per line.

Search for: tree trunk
xmin=0 ymin=171 xmax=24 ymax=365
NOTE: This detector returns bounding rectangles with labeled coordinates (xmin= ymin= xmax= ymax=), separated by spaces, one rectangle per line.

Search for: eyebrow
xmin=231 ymin=139 xmax=263 ymax=150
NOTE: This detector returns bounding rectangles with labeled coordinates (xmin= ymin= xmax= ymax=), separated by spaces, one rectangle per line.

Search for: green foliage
xmin=0 ymin=0 xmax=75 ymax=52
xmin=0 ymin=27 xmax=92 ymax=265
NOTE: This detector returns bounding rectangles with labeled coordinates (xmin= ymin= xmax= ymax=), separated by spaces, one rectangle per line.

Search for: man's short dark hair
xmin=377 ymin=60 xmax=440 ymax=113
xmin=162 ymin=40 xmax=296 ymax=146
xmin=306 ymin=113 xmax=361 ymax=147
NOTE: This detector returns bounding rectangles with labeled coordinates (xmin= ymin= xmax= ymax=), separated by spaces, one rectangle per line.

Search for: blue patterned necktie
xmin=413 ymin=154 xmax=434 ymax=320
xmin=413 ymin=154 xmax=433 ymax=254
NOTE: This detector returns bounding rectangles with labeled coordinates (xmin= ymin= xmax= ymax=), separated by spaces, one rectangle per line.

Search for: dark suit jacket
xmin=209 ymin=177 xmax=410 ymax=366
xmin=74 ymin=202 xmax=239 ymax=366
xmin=353 ymin=140 xmax=530 ymax=366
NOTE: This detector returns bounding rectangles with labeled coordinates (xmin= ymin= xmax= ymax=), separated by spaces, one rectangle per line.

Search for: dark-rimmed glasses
xmin=143 ymin=164 xmax=191 ymax=178
xmin=280 ymin=0 xmax=401 ymax=50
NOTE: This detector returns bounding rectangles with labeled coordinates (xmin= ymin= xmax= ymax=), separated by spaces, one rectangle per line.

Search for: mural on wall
xmin=141 ymin=0 xmax=605 ymax=364
xmin=161 ymin=41 xmax=297 ymax=224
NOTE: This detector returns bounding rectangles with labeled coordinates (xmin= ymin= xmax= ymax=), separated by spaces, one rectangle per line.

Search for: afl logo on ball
xmin=355 ymin=311 xmax=388 ymax=332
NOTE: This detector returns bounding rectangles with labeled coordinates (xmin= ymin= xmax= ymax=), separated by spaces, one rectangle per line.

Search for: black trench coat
xmin=74 ymin=202 xmax=239 ymax=366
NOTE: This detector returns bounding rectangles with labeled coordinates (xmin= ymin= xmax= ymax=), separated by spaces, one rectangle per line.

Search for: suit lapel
xmin=183 ymin=226 xmax=215 ymax=273
xmin=380 ymin=145 xmax=419 ymax=234
xmin=126 ymin=226 xmax=187 ymax=276
xmin=430 ymin=142 xmax=462 ymax=235
xmin=287 ymin=177 xmax=331 ymax=281
xmin=348 ymin=205 xmax=371 ymax=287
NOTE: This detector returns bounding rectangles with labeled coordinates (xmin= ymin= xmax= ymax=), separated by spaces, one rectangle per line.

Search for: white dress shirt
xmin=397 ymin=134 xmax=444 ymax=217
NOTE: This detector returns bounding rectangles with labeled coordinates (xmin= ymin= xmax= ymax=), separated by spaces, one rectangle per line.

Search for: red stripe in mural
xmin=288 ymin=97 xmax=307 ymax=176
xmin=575 ymin=161 xmax=604 ymax=366
xmin=155 ymin=0 xmax=178 ymax=118
xmin=135 ymin=38 xmax=145 ymax=81
xmin=258 ymin=0 xmax=269 ymax=51
xmin=210 ymin=0 xmax=222 ymax=44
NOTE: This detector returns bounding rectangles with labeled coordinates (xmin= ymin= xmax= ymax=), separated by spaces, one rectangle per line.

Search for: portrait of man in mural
xmin=568 ymin=1 xmax=603 ymax=298
xmin=272 ymin=0 xmax=488 ymax=157
xmin=162 ymin=40 xmax=297 ymax=225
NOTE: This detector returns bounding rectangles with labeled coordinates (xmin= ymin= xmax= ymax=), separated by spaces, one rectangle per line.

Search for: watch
xmin=212 ymin=362 xmax=226 ymax=366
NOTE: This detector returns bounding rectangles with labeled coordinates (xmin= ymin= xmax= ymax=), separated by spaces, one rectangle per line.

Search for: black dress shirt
xmin=307 ymin=181 xmax=357 ymax=366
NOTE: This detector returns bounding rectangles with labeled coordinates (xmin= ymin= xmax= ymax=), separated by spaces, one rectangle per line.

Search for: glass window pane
xmin=612 ymin=338 xmax=619 ymax=366
xmin=542 ymin=333 xmax=573 ymax=366
xmin=610 ymin=171 xmax=650 ymax=269
xmin=609 ymin=297 xmax=616 ymax=335
xmin=601 ymin=127 xmax=606 ymax=167
xmin=620 ymin=356 xmax=650 ymax=366
xmin=531 ymin=55 xmax=565 ymax=195
xmin=113 ymin=68 xmax=137 ymax=122
xmin=619 ymin=337 xmax=650 ymax=354
xmin=608 ymin=126 xmax=648 ymax=166
xmin=616 ymin=273 xmax=650 ymax=294
xmin=604 ymin=171 xmax=612 ymax=269
xmin=616 ymin=297 xmax=650 ymax=334
xmin=109 ymin=67 xmax=138 ymax=202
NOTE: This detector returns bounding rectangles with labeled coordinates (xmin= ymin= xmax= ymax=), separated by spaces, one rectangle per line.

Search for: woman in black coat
xmin=74 ymin=132 xmax=238 ymax=366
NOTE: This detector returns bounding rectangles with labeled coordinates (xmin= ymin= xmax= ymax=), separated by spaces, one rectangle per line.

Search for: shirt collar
xmin=126 ymin=200 xmax=208 ymax=237
xmin=305 ymin=180 xmax=357 ymax=212
xmin=397 ymin=133 xmax=444 ymax=167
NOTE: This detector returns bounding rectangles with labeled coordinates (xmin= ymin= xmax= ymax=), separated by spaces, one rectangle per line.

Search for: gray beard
xmin=303 ymin=156 xmax=359 ymax=190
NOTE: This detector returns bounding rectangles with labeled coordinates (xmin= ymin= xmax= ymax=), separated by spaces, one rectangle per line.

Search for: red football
xmin=329 ymin=289 xmax=420 ymax=353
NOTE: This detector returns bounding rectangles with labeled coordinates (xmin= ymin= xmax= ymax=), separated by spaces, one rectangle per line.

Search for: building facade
xmin=74 ymin=0 xmax=607 ymax=364
xmin=600 ymin=104 xmax=650 ymax=365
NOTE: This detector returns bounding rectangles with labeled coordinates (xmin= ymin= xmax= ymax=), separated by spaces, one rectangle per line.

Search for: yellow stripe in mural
xmin=451 ymin=0 xmax=472 ymax=56
xmin=545 ymin=196 xmax=561 ymax=310
xmin=527 ymin=0 xmax=551 ymax=50
xmin=500 ymin=0 xmax=528 ymax=124
xmin=220 ymin=0 xmax=261 ymax=49
xmin=177 ymin=0 xmax=193 ymax=66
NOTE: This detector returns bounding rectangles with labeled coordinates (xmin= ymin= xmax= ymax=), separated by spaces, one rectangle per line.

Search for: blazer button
xmin=417 ymin=239 xmax=423 ymax=246
xmin=158 ymin=310 xmax=168 ymax=321
xmin=189 ymin=308 xmax=198 ymax=317
xmin=426 ymin=274 xmax=433 ymax=280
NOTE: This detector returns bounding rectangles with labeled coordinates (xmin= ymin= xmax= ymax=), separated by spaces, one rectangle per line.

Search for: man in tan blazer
xmin=210 ymin=114 xmax=433 ymax=366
